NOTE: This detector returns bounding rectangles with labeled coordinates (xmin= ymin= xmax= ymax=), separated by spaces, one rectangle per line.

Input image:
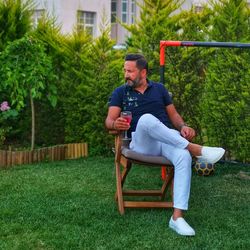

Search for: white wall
xmin=32 ymin=0 xmax=211 ymax=42
xmin=33 ymin=0 xmax=111 ymax=37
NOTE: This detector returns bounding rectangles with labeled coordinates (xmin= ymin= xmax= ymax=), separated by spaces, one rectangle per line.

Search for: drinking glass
xmin=120 ymin=111 xmax=132 ymax=139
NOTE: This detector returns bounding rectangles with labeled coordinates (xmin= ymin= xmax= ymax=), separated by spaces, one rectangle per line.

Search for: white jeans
xmin=129 ymin=114 xmax=192 ymax=210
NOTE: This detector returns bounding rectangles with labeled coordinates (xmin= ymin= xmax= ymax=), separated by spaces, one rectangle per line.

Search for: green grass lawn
xmin=0 ymin=157 xmax=249 ymax=250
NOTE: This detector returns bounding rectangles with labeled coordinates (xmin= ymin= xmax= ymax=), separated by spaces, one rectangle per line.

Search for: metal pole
xmin=160 ymin=40 xmax=250 ymax=48
xmin=159 ymin=40 xmax=250 ymax=85
xmin=160 ymin=41 xmax=166 ymax=84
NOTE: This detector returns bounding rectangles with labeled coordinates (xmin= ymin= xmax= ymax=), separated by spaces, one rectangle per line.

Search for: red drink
xmin=120 ymin=111 xmax=132 ymax=139
xmin=124 ymin=116 xmax=132 ymax=124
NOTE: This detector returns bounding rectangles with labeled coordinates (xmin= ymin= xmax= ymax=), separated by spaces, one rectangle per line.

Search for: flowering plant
xmin=0 ymin=101 xmax=18 ymax=120
xmin=0 ymin=101 xmax=18 ymax=146
xmin=0 ymin=101 xmax=10 ymax=111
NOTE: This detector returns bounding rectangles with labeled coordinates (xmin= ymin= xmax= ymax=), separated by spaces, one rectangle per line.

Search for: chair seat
xmin=122 ymin=147 xmax=172 ymax=166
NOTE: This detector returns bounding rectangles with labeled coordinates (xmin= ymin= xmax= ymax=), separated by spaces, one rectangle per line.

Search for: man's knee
xmin=139 ymin=113 xmax=154 ymax=122
xmin=138 ymin=113 xmax=158 ymax=130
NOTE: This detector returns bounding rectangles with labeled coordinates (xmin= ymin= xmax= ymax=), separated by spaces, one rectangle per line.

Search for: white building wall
xmin=32 ymin=0 xmax=212 ymax=43
xmin=111 ymin=0 xmax=143 ymax=44
xmin=33 ymin=0 xmax=111 ymax=37
xmin=111 ymin=0 xmax=209 ymax=44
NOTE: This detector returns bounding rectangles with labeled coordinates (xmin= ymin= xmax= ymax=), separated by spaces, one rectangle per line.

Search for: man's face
xmin=124 ymin=61 xmax=143 ymax=88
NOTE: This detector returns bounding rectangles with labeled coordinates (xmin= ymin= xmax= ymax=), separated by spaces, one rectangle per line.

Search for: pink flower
xmin=0 ymin=101 xmax=10 ymax=112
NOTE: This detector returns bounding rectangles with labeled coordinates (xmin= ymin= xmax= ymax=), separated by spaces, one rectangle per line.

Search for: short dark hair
xmin=125 ymin=53 xmax=148 ymax=73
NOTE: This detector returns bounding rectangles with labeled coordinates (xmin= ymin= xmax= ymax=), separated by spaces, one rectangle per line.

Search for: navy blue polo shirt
xmin=108 ymin=80 xmax=173 ymax=136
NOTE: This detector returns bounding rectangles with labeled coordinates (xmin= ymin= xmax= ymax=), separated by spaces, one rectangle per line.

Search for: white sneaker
xmin=197 ymin=146 xmax=225 ymax=164
xmin=169 ymin=216 xmax=195 ymax=236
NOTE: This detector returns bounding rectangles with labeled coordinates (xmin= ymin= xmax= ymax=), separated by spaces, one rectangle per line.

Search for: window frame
xmin=111 ymin=0 xmax=117 ymax=23
xmin=77 ymin=10 xmax=96 ymax=36
xmin=122 ymin=0 xmax=128 ymax=23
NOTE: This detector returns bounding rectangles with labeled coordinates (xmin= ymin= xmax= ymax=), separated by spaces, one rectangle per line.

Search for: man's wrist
xmin=112 ymin=120 xmax=116 ymax=130
xmin=179 ymin=123 xmax=188 ymax=130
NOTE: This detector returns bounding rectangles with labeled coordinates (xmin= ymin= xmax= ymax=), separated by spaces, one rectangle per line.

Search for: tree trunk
xmin=30 ymin=91 xmax=35 ymax=151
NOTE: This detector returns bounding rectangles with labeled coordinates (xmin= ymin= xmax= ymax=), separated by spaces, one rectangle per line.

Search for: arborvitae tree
xmin=208 ymin=0 xmax=250 ymax=42
xmin=124 ymin=0 xmax=184 ymax=80
xmin=164 ymin=6 xmax=212 ymax=139
xmin=201 ymin=49 xmax=250 ymax=162
xmin=33 ymin=14 xmax=65 ymax=69
xmin=200 ymin=0 xmax=250 ymax=162
xmin=60 ymin=30 xmax=93 ymax=144
xmin=84 ymin=27 xmax=124 ymax=155
xmin=59 ymin=14 xmax=124 ymax=155
xmin=0 ymin=0 xmax=33 ymax=51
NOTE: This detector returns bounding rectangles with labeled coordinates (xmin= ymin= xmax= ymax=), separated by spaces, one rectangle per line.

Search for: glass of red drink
xmin=121 ymin=111 xmax=132 ymax=139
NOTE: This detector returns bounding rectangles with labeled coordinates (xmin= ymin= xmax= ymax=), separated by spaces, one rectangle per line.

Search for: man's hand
xmin=180 ymin=126 xmax=196 ymax=141
xmin=166 ymin=105 xmax=196 ymax=141
xmin=113 ymin=117 xmax=130 ymax=131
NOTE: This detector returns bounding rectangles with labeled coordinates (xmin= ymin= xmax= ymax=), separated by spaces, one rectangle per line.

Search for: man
xmin=105 ymin=54 xmax=225 ymax=236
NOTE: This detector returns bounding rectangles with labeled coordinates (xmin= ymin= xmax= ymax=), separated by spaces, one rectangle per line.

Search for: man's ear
xmin=141 ymin=68 xmax=147 ymax=77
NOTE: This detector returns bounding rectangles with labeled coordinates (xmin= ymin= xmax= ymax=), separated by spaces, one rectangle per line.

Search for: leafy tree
xmin=0 ymin=101 xmax=18 ymax=146
xmin=0 ymin=0 xmax=33 ymax=146
xmin=32 ymin=14 xmax=67 ymax=145
xmin=0 ymin=35 xmax=58 ymax=150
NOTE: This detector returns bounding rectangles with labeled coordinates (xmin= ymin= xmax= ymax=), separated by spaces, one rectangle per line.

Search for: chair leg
xmin=115 ymin=160 xmax=132 ymax=201
xmin=160 ymin=167 xmax=174 ymax=200
xmin=170 ymin=177 xmax=174 ymax=201
xmin=121 ymin=162 xmax=132 ymax=186
xmin=115 ymin=162 xmax=124 ymax=215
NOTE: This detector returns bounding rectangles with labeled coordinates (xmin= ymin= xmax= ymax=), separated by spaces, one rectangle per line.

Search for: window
xmin=131 ymin=0 xmax=136 ymax=24
xmin=122 ymin=0 xmax=128 ymax=23
xmin=192 ymin=0 xmax=203 ymax=13
xmin=77 ymin=11 xmax=96 ymax=36
xmin=111 ymin=0 xmax=117 ymax=23
xmin=194 ymin=5 xmax=203 ymax=13
xmin=32 ymin=9 xmax=45 ymax=27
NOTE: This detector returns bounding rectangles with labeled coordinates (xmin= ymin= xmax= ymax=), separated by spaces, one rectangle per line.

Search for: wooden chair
xmin=113 ymin=132 xmax=174 ymax=215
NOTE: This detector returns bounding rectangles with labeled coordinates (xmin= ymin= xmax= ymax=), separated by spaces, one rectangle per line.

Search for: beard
xmin=126 ymin=76 xmax=142 ymax=88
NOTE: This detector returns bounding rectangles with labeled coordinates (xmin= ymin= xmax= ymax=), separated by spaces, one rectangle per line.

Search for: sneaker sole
xmin=169 ymin=222 xmax=195 ymax=236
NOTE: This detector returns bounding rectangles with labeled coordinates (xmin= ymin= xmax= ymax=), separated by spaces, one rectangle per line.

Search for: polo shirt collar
xmin=125 ymin=79 xmax=153 ymax=91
